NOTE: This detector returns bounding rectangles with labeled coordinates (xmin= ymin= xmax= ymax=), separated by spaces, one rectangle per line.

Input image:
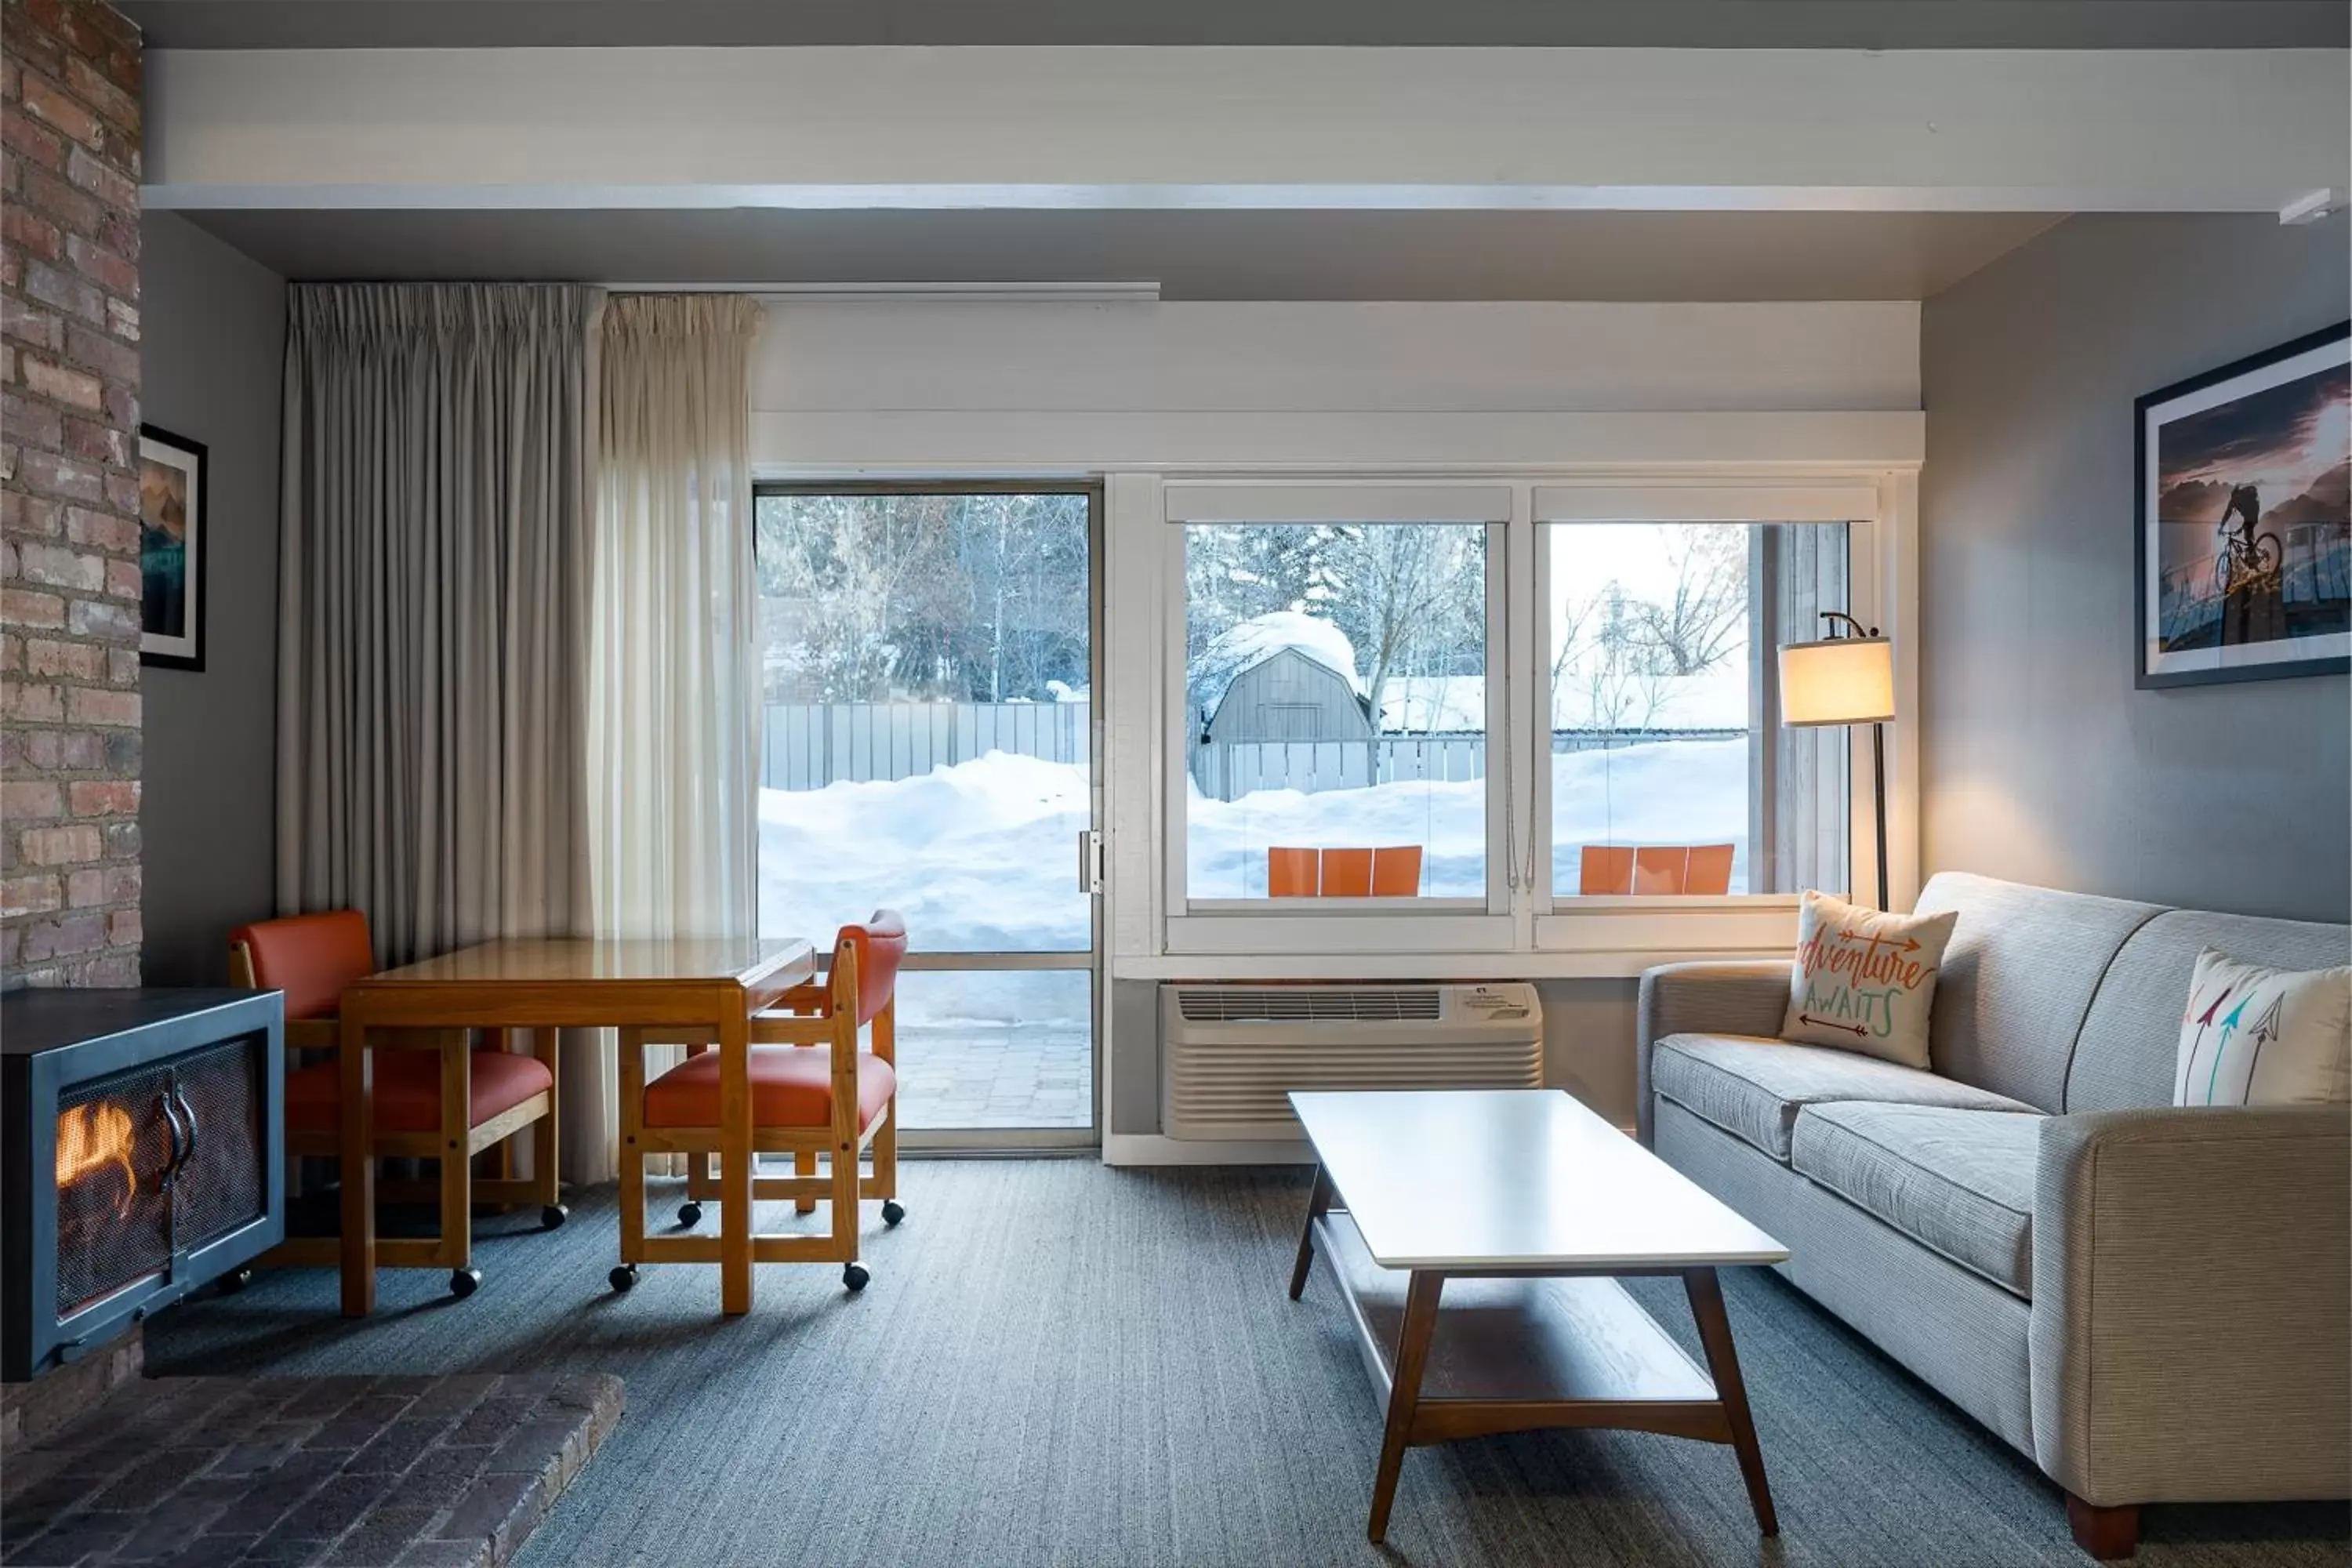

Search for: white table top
xmin=1290 ymin=1088 xmax=1790 ymax=1272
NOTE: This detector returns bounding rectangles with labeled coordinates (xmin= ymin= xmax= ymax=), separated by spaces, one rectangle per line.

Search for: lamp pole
xmin=1817 ymin=612 xmax=1889 ymax=911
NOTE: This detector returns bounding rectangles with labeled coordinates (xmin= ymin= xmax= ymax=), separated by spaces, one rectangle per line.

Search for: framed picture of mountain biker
xmin=2136 ymin=321 xmax=2351 ymax=688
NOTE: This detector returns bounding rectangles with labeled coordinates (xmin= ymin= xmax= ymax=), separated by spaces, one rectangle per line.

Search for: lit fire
xmin=56 ymin=1102 xmax=138 ymax=1218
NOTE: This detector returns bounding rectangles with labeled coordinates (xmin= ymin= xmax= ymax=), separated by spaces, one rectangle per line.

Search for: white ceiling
xmin=118 ymin=0 xmax=2350 ymax=50
xmin=186 ymin=207 xmax=2065 ymax=301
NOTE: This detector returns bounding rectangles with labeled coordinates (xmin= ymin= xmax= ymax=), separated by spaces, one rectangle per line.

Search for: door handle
xmin=1076 ymin=829 xmax=1105 ymax=895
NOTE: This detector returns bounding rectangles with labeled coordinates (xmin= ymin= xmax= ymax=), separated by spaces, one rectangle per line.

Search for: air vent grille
xmin=1176 ymin=988 xmax=1443 ymax=1024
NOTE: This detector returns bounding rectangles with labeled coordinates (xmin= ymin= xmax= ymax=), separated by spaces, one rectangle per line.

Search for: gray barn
xmin=1202 ymin=647 xmax=1374 ymax=743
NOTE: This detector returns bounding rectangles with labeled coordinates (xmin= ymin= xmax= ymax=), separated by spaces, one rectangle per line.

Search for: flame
xmin=56 ymin=1102 xmax=138 ymax=1218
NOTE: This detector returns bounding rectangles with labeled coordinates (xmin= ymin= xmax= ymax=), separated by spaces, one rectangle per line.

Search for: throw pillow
xmin=1780 ymin=890 xmax=1959 ymax=1069
xmin=2173 ymin=947 xmax=2351 ymax=1106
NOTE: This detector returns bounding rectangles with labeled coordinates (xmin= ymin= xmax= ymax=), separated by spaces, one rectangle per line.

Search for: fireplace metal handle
xmin=158 ymin=1087 xmax=187 ymax=1191
xmin=169 ymin=1080 xmax=199 ymax=1181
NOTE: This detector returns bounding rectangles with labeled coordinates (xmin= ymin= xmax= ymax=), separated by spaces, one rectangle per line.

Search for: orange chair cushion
xmin=642 ymin=1047 xmax=897 ymax=1133
xmin=1578 ymin=845 xmax=1636 ymax=895
xmin=1319 ymin=848 xmax=1374 ymax=896
xmin=1267 ymin=847 xmax=1318 ymax=898
xmin=1370 ymin=845 xmax=1424 ymax=896
xmin=285 ymin=1050 xmax=553 ymax=1136
xmin=230 ymin=909 xmax=375 ymax=1021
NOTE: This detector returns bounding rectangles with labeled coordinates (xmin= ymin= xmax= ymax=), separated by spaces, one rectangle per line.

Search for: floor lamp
xmin=1777 ymin=612 xmax=1896 ymax=910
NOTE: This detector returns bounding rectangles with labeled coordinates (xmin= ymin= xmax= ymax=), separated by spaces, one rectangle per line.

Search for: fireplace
xmin=2 ymin=989 xmax=284 ymax=1381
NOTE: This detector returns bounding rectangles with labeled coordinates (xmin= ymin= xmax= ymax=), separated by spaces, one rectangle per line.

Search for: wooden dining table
xmin=333 ymin=935 xmax=815 ymax=1318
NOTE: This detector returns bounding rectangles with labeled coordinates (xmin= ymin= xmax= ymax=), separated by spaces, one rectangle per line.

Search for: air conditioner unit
xmin=1160 ymin=982 xmax=1544 ymax=1141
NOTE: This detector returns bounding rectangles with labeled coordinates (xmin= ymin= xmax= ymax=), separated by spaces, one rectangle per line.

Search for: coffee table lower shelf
xmin=1299 ymin=1207 xmax=1778 ymax=1543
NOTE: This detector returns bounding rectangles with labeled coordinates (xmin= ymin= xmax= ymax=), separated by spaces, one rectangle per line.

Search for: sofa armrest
xmin=1634 ymin=960 xmax=1793 ymax=1145
xmin=2029 ymin=1105 xmax=2350 ymax=1506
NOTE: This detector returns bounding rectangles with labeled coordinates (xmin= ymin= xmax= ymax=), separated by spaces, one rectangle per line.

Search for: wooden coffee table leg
xmin=1685 ymin=1266 xmax=1777 ymax=1536
xmin=1289 ymin=1164 xmax=1333 ymax=1301
xmin=1368 ymin=1269 xmax=1444 ymax=1544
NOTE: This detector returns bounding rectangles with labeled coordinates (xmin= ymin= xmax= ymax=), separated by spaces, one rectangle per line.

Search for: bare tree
xmin=1626 ymin=527 xmax=1748 ymax=676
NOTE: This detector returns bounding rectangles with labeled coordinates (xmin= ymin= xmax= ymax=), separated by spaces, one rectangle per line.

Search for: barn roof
xmin=1189 ymin=611 xmax=1365 ymax=717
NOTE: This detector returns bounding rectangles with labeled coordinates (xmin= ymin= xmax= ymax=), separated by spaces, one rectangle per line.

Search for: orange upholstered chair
xmin=229 ymin=911 xmax=562 ymax=1298
xmin=1267 ymin=846 xmax=1426 ymax=898
xmin=1577 ymin=844 xmax=1737 ymax=897
xmin=614 ymin=912 xmax=908 ymax=1298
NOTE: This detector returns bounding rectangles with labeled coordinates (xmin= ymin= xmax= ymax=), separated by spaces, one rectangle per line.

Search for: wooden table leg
xmin=1685 ymin=1266 xmax=1777 ymax=1537
xmin=1289 ymin=1164 xmax=1333 ymax=1301
xmin=1368 ymin=1269 xmax=1444 ymax=1544
xmin=439 ymin=1030 xmax=474 ymax=1289
xmin=338 ymin=1012 xmax=376 ymax=1319
xmin=718 ymin=1003 xmax=754 ymax=1316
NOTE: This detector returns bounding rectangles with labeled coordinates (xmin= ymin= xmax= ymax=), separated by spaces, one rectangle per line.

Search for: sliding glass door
xmin=753 ymin=482 xmax=1101 ymax=1148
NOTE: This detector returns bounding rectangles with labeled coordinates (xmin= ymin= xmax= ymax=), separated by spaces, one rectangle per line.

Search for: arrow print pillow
xmin=1780 ymin=889 xmax=1959 ymax=1068
xmin=2173 ymin=947 xmax=2350 ymax=1107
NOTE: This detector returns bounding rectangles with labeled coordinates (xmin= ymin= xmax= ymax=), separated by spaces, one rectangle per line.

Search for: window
xmin=1176 ymin=504 xmax=1500 ymax=906
xmin=754 ymin=485 xmax=1098 ymax=1136
xmin=1541 ymin=519 xmax=1849 ymax=901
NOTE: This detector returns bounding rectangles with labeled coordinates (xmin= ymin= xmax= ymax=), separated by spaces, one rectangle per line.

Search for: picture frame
xmin=2135 ymin=321 xmax=2351 ymax=689
xmin=137 ymin=423 xmax=207 ymax=672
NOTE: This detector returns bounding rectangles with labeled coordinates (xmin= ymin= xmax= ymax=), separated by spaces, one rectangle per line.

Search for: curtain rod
xmin=605 ymin=281 xmax=1161 ymax=303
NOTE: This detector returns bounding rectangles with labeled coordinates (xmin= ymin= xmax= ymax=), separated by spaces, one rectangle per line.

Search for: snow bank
xmin=760 ymin=739 xmax=1751 ymax=973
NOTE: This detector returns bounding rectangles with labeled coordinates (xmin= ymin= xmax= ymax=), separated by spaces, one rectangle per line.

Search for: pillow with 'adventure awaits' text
xmin=1780 ymin=891 xmax=1958 ymax=1069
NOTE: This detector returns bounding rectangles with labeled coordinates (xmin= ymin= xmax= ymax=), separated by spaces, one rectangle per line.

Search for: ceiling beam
xmin=144 ymin=46 xmax=2350 ymax=216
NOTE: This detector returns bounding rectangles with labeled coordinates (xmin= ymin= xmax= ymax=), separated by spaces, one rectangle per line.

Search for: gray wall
xmin=139 ymin=212 xmax=285 ymax=984
xmin=1920 ymin=212 xmax=2350 ymax=924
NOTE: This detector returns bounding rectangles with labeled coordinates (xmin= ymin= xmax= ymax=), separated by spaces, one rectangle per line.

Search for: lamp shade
xmin=1778 ymin=635 xmax=1894 ymax=726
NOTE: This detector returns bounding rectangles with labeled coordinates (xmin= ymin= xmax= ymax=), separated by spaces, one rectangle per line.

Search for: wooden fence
xmin=763 ymin=701 xmax=1740 ymax=799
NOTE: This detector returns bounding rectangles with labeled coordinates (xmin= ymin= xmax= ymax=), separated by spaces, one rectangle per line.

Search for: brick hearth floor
xmin=0 ymin=1372 xmax=621 ymax=1568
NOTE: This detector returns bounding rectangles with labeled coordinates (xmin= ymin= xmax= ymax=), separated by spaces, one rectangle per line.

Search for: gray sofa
xmin=1636 ymin=872 xmax=2349 ymax=1559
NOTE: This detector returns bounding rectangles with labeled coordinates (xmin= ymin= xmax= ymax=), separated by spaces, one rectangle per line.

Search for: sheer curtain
xmin=277 ymin=283 xmax=601 ymax=962
xmin=568 ymin=294 xmax=768 ymax=1182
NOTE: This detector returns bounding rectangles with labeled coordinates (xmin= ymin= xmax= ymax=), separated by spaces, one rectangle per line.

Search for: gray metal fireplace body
xmin=2 ymin=989 xmax=285 ymax=1381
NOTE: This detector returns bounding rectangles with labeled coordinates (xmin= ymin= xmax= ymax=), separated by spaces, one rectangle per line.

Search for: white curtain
xmin=277 ymin=284 xmax=601 ymax=963
xmin=564 ymin=294 xmax=768 ymax=1183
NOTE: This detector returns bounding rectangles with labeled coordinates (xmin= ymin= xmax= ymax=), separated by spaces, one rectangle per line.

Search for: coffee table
xmin=1287 ymin=1088 xmax=1791 ymax=1543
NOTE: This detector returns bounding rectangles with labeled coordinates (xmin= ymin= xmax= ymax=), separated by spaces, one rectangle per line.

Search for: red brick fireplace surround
xmin=2 ymin=0 xmax=146 ymax=991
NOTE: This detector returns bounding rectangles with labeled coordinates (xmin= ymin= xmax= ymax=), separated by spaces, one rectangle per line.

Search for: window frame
xmin=1528 ymin=482 xmax=1880 ymax=953
xmin=1159 ymin=481 xmax=1514 ymax=954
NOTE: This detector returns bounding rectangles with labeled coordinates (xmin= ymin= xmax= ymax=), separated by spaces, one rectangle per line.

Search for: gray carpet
xmin=145 ymin=1163 xmax=2347 ymax=1567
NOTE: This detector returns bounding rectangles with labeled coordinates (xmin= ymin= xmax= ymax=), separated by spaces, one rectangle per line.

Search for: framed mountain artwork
xmin=2136 ymin=322 xmax=2350 ymax=689
xmin=137 ymin=423 xmax=207 ymax=671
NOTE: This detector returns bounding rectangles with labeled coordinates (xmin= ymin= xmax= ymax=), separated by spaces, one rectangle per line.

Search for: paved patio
xmin=893 ymin=1024 xmax=1093 ymax=1131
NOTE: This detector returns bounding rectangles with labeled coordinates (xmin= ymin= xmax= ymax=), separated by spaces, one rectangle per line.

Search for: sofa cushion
xmin=1650 ymin=1033 xmax=2038 ymax=1161
xmin=1913 ymin=872 xmax=2161 ymax=1113
xmin=1791 ymin=1102 xmax=2042 ymax=1298
xmin=2069 ymin=908 xmax=2352 ymax=1114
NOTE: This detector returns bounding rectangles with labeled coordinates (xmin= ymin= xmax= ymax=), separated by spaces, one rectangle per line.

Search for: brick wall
xmin=1 ymin=0 xmax=143 ymax=989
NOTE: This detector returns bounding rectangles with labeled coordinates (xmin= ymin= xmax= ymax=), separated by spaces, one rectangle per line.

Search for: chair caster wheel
xmin=677 ymin=1201 xmax=702 ymax=1229
xmin=540 ymin=1203 xmax=568 ymax=1231
xmin=449 ymin=1268 xmax=481 ymax=1299
xmin=880 ymin=1200 xmax=906 ymax=1227
xmin=608 ymin=1264 xmax=638 ymax=1292
xmin=219 ymin=1267 xmax=253 ymax=1295
xmin=842 ymin=1262 xmax=870 ymax=1293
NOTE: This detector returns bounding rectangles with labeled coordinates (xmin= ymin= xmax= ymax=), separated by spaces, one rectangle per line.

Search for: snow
xmin=760 ymin=739 xmax=1751 ymax=978
xmin=1190 ymin=610 xmax=1365 ymax=717
xmin=1379 ymin=676 xmax=1485 ymax=735
xmin=1548 ymin=657 xmax=1752 ymax=730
